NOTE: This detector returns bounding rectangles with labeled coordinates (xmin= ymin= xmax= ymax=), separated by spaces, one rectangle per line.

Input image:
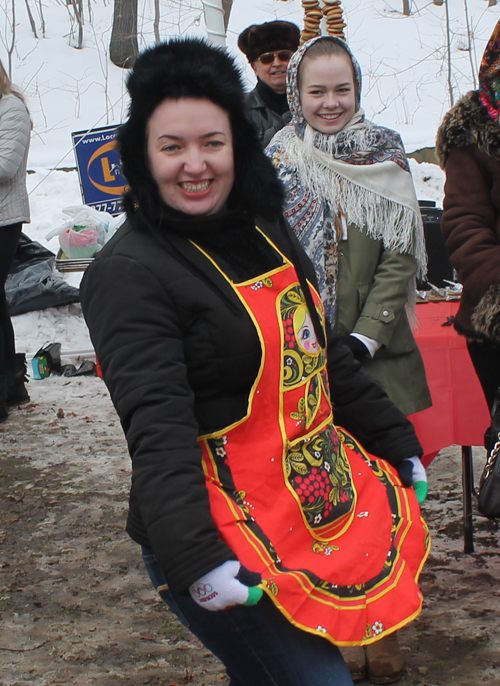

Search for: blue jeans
xmin=142 ymin=547 xmax=353 ymax=686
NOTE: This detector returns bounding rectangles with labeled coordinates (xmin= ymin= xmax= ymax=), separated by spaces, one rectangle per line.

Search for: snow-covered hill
xmin=3 ymin=0 xmax=500 ymax=168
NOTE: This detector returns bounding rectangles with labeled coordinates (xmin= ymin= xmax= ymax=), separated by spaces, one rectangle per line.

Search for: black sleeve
xmin=327 ymin=333 xmax=423 ymax=465
xmin=80 ymin=254 xmax=235 ymax=593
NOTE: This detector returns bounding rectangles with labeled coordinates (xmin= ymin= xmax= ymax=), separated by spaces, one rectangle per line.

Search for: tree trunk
xmin=24 ymin=0 xmax=38 ymax=38
xmin=202 ymin=0 xmax=226 ymax=47
xmin=109 ymin=0 xmax=138 ymax=69
xmin=222 ymin=0 xmax=232 ymax=30
xmin=154 ymin=0 xmax=160 ymax=43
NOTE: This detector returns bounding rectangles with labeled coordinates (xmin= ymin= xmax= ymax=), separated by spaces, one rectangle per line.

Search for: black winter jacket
xmin=80 ymin=212 xmax=422 ymax=593
xmin=245 ymin=84 xmax=292 ymax=148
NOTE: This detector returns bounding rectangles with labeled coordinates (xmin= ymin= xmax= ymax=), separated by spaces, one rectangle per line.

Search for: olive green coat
xmin=336 ymin=223 xmax=431 ymax=416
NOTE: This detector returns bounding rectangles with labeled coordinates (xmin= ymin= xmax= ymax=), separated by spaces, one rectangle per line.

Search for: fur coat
xmin=436 ymin=90 xmax=500 ymax=340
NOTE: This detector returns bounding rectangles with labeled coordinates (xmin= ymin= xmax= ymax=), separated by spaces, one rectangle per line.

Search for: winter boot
xmin=6 ymin=353 xmax=30 ymax=407
xmin=0 ymin=375 xmax=8 ymax=423
xmin=339 ymin=646 xmax=366 ymax=681
xmin=365 ymin=632 xmax=404 ymax=684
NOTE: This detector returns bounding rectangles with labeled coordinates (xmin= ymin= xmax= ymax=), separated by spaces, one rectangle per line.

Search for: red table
xmin=407 ymin=301 xmax=491 ymax=553
xmin=408 ymin=301 xmax=490 ymax=463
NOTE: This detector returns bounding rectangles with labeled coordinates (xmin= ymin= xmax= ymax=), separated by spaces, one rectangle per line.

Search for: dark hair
xmin=117 ymin=38 xmax=284 ymax=224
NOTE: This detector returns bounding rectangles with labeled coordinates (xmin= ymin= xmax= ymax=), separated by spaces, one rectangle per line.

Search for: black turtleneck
xmin=142 ymin=202 xmax=326 ymax=349
xmin=148 ymin=203 xmax=284 ymax=283
xmin=256 ymin=79 xmax=289 ymax=117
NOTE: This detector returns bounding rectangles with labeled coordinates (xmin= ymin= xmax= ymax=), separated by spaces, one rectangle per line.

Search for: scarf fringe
xmin=279 ymin=126 xmax=427 ymax=281
xmin=305 ymin=118 xmax=371 ymax=157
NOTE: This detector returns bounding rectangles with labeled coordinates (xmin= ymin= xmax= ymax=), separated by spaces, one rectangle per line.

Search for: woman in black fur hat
xmin=80 ymin=38 xmax=429 ymax=686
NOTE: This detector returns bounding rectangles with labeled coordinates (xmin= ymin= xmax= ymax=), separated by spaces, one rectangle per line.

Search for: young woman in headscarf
xmin=437 ymin=21 xmax=500 ymax=415
xmin=267 ymin=37 xmax=431 ymax=420
xmin=80 ymin=38 xmax=429 ymax=686
xmin=266 ymin=36 xmax=431 ymax=683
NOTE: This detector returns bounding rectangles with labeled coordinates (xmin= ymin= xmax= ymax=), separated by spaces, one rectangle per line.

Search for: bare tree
xmin=222 ymin=0 xmax=232 ymax=29
xmin=153 ymin=0 xmax=160 ymax=43
xmin=463 ymin=0 xmax=477 ymax=88
xmin=24 ymin=0 xmax=38 ymax=38
xmin=66 ymin=0 xmax=84 ymax=49
xmin=444 ymin=0 xmax=454 ymax=106
xmin=36 ymin=0 xmax=45 ymax=38
xmin=202 ymin=0 xmax=226 ymax=47
xmin=402 ymin=0 xmax=411 ymax=15
xmin=110 ymin=0 xmax=138 ymax=68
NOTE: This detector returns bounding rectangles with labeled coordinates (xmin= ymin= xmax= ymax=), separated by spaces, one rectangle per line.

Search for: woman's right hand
xmin=397 ymin=456 xmax=428 ymax=504
xmin=189 ymin=560 xmax=263 ymax=611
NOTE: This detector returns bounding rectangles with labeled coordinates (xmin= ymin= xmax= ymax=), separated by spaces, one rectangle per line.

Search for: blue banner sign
xmin=71 ymin=125 xmax=127 ymax=216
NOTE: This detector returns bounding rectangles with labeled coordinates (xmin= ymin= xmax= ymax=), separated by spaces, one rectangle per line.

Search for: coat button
xmin=382 ymin=310 xmax=389 ymax=317
xmin=339 ymin=252 xmax=344 ymax=257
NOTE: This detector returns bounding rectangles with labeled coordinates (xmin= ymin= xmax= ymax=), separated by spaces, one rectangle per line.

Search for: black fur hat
xmin=238 ymin=21 xmax=300 ymax=63
xmin=117 ymin=37 xmax=284 ymax=222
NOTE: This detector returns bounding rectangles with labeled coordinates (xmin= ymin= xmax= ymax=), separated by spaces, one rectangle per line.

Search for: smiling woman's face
xmin=147 ymin=97 xmax=235 ymax=216
xmin=299 ymin=53 xmax=356 ymax=134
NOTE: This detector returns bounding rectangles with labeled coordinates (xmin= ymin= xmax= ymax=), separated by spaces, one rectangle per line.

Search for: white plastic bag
xmin=45 ymin=205 xmax=125 ymax=258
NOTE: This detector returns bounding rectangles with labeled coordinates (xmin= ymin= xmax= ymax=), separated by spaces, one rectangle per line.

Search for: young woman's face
xmin=147 ymin=98 xmax=234 ymax=216
xmin=299 ymin=53 xmax=357 ymax=134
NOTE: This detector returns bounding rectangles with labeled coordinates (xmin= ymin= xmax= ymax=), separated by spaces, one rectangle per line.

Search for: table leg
xmin=462 ymin=445 xmax=474 ymax=554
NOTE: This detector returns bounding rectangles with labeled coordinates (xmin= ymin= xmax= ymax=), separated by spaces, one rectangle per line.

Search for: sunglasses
xmin=257 ymin=50 xmax=293 ymax=65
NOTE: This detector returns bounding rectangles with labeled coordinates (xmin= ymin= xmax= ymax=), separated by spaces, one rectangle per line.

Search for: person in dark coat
xmin=80 ymin=38 xmax=429 ymax=686
xmin=238 ymin=20 xmax=300 ymax=147
xmin=437 ymin=20 xmax=500 ymax=412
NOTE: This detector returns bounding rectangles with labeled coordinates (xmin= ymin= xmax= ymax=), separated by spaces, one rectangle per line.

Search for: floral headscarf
xmin=284 ymin=35 xmax=408 ymax=169
xmin=479 ymin=21 xmax=500 ymax=123
xmin=266 ymin=35 xmax=426 ymax=326
xmin=287 ymin=35 xmax=362 ymax=126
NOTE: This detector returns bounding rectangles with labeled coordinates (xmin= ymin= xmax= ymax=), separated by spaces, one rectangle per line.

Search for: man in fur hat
xmin=238 ymin=20 xmax=300 ymax=147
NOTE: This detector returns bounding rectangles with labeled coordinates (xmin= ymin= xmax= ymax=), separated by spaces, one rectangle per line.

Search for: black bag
xmin=477 ymin=388 xmax=500 ymax=518
xmin=6 ymin=233 xmax=79 ymax=316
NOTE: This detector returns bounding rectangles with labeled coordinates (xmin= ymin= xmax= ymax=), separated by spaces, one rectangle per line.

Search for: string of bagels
xmin=300 ymin=0 xmax=346 ymax=43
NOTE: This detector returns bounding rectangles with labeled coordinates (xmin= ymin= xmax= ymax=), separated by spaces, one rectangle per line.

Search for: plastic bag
xmin=59 ymin=224 xmax=100 ymax=259
xmin=6 ymin=234 xmax=79 ymax=316
xmin=45 ymin=205 xmax=124 ymax=258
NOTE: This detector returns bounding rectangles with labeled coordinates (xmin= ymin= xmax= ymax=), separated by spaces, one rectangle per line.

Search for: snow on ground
xmin=15 ymin=170 xmax=93 ymax=366
xmin=409 ymin=159 xmax=445 ymax=207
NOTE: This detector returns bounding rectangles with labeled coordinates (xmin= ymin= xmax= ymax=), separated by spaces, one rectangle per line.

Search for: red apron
xmin=196 ymin=232 xmax=430 ymax=646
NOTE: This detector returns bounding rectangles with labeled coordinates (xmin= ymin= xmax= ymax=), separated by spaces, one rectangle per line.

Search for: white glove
xmin=403 ymin=456 xmax=428 ymax=504
xmin=189 ymin=560 xmax=262 ymax=611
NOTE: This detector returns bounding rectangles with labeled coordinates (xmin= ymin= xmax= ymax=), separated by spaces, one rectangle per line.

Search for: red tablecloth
xmin=407 ymin=301 xmax=490 ymax=466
